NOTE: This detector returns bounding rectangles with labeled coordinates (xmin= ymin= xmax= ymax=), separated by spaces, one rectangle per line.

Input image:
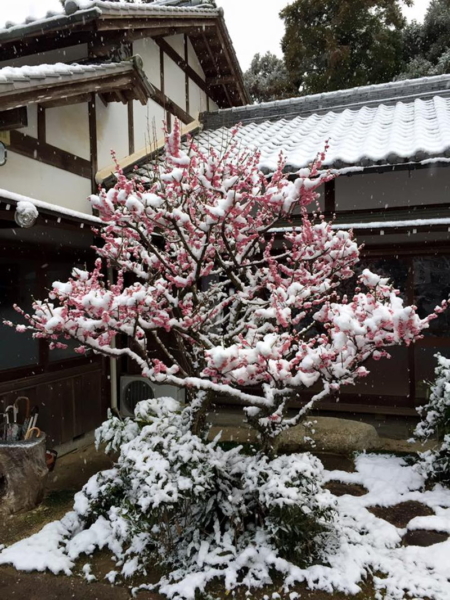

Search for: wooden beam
xmin=206 ymin=75 xmax=236 ymax=87
xmin=215 ymin=19 xmax=250 ymax=105
xmin=40 ymin=93 xmax=93 ymax=109
xmin=88 ymin=26 xmax=208 ymax=56
xmin=0 ymin=27 xmax=95 ymax=63
xmin=160 ymin=46 xmax=165 ymax=95
xmin=0 ymin=107 xmax=28 ymax=131
xmin=88 ymin=94 xmax=98 ymax=193
xmin=201 ymin=32 xmax=233 ymax=107
xmin=9 ymin=130 xmax=91 ymax=179
xmin=96 ymin=17 xmax=216 ymax=32
xmin=184 ymin=34 xmax=190 ymax=116
xmin=37 ymin=106 xmax=45 ymax=142
xmin=324 ymin=179 xmax=335 ymax=213
xmin=128 ymin=100 xmax=135 ymax=156
xmin=149 ymin=84 xmax=194 ymax=125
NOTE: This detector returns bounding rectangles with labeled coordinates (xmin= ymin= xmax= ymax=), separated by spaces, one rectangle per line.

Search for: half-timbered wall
xmin=1 ymin=33 xmax=221 ymax=213
xmin=0 ymin=152 xmax=92 ymax=213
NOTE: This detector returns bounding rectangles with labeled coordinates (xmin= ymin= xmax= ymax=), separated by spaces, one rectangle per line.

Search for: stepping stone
xmin=276 ymin=417 xmax=380 ymax=455
xmin=324 ymin=481 xmax=368 ymax=497
xmin=367 ymin=501 xmax=434 ymax=529
xmin=402 ymin=529 xmax=449 ymax=547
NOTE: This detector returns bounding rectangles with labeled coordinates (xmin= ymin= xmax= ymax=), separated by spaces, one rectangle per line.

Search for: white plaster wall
xmin=164 ymin=55 xmax=186 ymax=112
xmin=96 ymin=98 xmax=129 ymax=169
xmin=166 ymin=34 xmax=185 ymax=58
xmin=187 ymin=38 xmax=205 ymax=80
xmin=0 ymin=152 xmax=92 ymax=213
xmin=188 ymin=80 xmax=208 ymax=119
xmin=133 ymin=99 xmax=166 ymax=154
xmin=133 ymin=38 xmax=161 ymax=87
xmin=209 ymin=99 xmax=219 ymax=112
xmin=336 ymin=168 xmax=450 ymax=211
xmin=0 ymin=45 xmax=89 ymax=69
xmin=21 ymin=105 xmax=38 ymax=138
xmin=46 ymin=103 xmax=90 ymax=160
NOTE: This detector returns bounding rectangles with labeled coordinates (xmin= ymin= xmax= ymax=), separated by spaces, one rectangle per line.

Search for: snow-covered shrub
xmin=73 ymin=399 xmax=336 ymax=595
xmin=415 ymin=354 xmax=450 ymax=484
xmin=95 ymin=410 xmax=139 ymax=454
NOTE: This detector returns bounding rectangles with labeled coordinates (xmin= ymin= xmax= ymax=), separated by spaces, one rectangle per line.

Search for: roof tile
xmin=194 ymin=94 xmax=450 ymax=171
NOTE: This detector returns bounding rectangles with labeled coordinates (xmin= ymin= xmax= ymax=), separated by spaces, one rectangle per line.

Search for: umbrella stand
xmin=0 ymin=434 xmax=48 ymax=515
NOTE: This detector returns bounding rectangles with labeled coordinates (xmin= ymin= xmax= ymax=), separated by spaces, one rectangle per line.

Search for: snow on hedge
xmin=1 ymin=451 xmax=450 ymax=600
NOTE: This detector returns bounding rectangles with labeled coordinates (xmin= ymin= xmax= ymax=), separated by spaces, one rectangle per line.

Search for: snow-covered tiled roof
xmin=0 ymin=0 xmax=218 ymax=36
xmin=0 ymin=58 xmax=154 ymax=111
xmin=203 ymin=74 xmax=450 ymax=129
xmin=0 ymin=61 xmax=132 ymax=89
xmin=194 ymin=76 xmax=450 ymax=171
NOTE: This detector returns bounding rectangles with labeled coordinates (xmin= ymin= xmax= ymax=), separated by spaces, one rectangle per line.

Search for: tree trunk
xmin=187 ymin=390 xmax=213 ymax=437
xmin=0 ymin=435 xmax=48 ymax=515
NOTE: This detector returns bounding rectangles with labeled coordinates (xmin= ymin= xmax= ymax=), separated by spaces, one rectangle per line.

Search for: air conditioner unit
xmin=119 ymin=376 xmax=185 ymax=418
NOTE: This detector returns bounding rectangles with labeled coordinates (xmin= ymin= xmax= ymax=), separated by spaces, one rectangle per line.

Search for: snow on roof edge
xmin=271 ymin=217 xmax=450 ymax=234
xmin=0 ymin=189 xmax=101 ymax=225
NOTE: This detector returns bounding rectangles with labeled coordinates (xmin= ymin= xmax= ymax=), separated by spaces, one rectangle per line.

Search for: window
xmin=0 ymin=257 xmax=39 ymax=370
xmin=414 ymin=256 xmax=450 ymax=337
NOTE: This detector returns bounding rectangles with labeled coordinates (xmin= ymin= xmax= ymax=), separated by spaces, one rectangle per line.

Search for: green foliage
xmin=243 ymin=52 xmax=297 ymax=103
xmin=280 ymin=0 xmax=409 ymax=95
xmin=80 ymin=400 xmax=336 ymax=593
xmin=415 ymin=354 xmax=450 ymax=485
xmin=398 ymin=0 xmax=450 ymax=79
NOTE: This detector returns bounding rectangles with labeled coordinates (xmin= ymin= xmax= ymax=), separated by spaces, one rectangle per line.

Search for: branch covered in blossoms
xmin=8 ymin=120 xmax=446 ymax=441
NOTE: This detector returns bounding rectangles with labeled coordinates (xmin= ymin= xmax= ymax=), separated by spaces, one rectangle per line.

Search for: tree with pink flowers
xmin=11 ymin=120 xmax=443 ymax=452
xmin=6 ymin=121 xmax=448 ymax=596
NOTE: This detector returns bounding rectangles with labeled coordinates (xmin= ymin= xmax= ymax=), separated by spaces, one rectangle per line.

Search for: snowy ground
xmin=0 ymin=453 xmax=449 ymax=600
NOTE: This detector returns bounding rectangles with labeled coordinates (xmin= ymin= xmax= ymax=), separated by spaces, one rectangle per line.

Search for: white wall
xmin=0 ymin=45 xmax=89 ymax=69
xmin=336 ymin=168 xmax=450 ymax=211
xmin=96 ymin=98 xmax=129 ymax=169
xmin=0 ymin=152 xmax=92 ymax=213
xmin=133 ymin=99 xmax=166 ymax=155
xmin=187 ymin=38 xmax=205 ymax=81
xmin=189 ymin=80 xmax=209 ymax=119
xmin=166 ymin=34 xmax=185 ymax=58
xmin=209 ymin=99 xmax=219 ymax=112
xmin=164 ymin=55 xmax=186 ymax=112
xmin=133 ymin=38 xmax=161 ymax=87
xmin=46 ymin=103 xmax=90 ymax=160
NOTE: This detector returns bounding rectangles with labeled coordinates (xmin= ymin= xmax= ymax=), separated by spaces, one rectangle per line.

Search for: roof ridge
xmin=65 ymin=0 xmax=219 ymax=16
